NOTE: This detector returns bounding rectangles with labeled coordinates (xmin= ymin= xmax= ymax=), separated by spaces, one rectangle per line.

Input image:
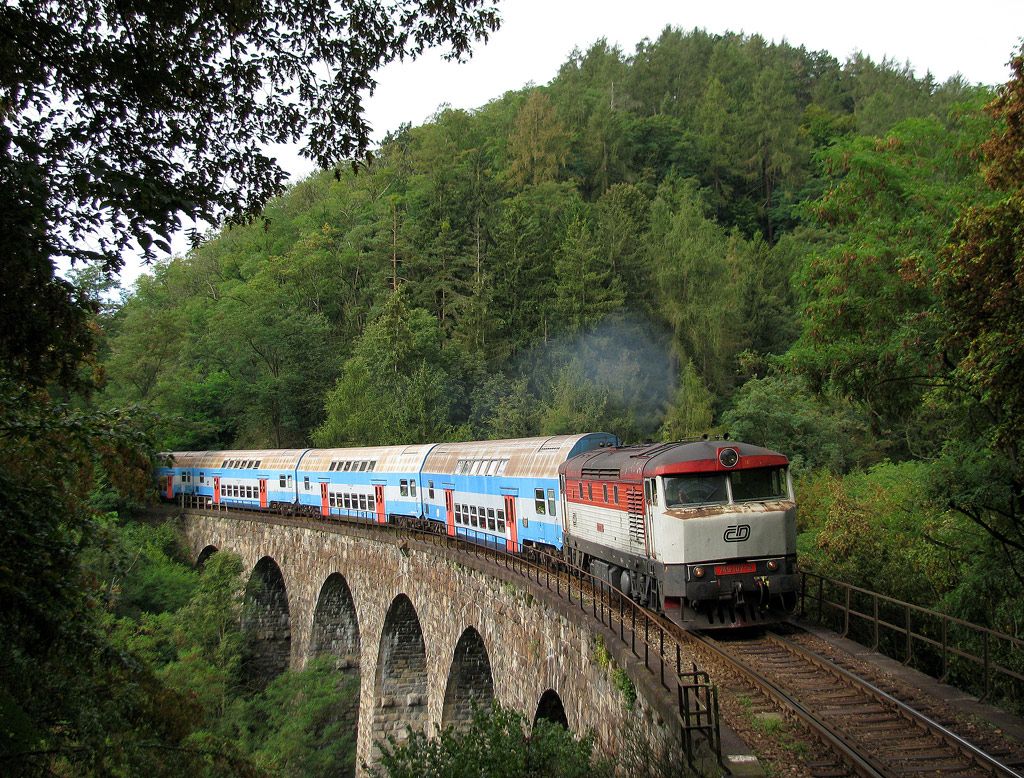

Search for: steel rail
xmin=687 ymin=631 xmax=886 ymax=778
xmin=767 ymin=632 xmax=1023 ymax=778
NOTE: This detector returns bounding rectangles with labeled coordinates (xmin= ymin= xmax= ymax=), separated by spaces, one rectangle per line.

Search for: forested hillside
xmin=99 ymin=28 xmax=1022 ymax=677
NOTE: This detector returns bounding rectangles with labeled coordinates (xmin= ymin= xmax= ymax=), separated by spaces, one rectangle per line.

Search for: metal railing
xmin=177 ymin=496 xmax=722 ymax=770
xmin=800 ymin=571 xmax=1024 ymax=704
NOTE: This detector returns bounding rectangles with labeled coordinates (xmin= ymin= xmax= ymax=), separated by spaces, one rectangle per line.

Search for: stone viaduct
xmin=180 ymin=509 xmax=715 ymax=775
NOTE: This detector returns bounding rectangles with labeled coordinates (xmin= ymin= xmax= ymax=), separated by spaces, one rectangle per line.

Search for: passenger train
xmin=158 ymin=434 xmax=798 ymax=627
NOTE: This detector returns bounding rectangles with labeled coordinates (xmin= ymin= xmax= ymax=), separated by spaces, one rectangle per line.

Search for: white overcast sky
xmin=122 ymin=0 xmax=1024 ymax=288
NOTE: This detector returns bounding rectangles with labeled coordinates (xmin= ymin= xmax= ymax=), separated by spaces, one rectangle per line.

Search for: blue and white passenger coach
xmin=419 ymin=434 xmax=618 ymax=550
xmin=296 ymin=445 xmax=433 ymax=523
xmin=160 ymin=449 xmax=308 ymax=509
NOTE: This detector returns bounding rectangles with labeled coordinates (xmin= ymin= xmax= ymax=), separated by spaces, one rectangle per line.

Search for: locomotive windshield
xmin=663 ymin=466 xmax=789 ymax=508
xmin=664 ymin=474 xmax=728 ymax=507
xmin=730 ymin=466 xmax=788 ymax=502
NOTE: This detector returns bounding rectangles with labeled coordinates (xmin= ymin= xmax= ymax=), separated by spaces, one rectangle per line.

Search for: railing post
xmin=903 ymin=605 xmax=913 ymax=664
xmin=644 ymin=614 xmax=649 ymax=669
xmin=619 ymin=593 xmax=624 ymax=643
xmin=872 ymin=594 xmax=879 ymax=651
xmin=817 ymin=576 xmax=824 ymax=623
xmin=941 ymin=616 xmax=949 ymax=682
xmin=799 ymin=571 xmax=806 ymax=618
xmin=631 ymin=603 xmax=636 ymax=655
xmin=842 ymin=584 xmax=851 ymax=638
xmin=677 ymin=683 xmax=689 ymax=764
xmin=983 ymin=631 xmax=990 ymax=700
xmin=659 ymin=627 xmax=665 ymax=688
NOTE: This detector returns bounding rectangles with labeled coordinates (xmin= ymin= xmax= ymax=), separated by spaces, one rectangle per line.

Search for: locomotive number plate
xmin=714 ymin=562 xmax=756 ymax=576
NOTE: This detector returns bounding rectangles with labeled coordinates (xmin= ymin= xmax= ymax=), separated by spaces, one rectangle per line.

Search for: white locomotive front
xmin=560 ymin=438 xmax=798 ymax=628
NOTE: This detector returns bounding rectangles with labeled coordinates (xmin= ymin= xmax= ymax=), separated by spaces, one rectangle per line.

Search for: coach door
xmin=320 ymin=482 xmax=330 ymax=517
xmin=166 ymin=474 xmax=174 ymax=500
xmin=445 ymin=489 xmax=455 ymax=537
xmin=374 ymin=485 xmax=386 ymax=524
xmin=259 ymin=479 xmax=268 ymax=509
xmin=213 ymin=476 xmax=220 ymax=505
xmin=504 ymin=495 xmax=518 ymax=552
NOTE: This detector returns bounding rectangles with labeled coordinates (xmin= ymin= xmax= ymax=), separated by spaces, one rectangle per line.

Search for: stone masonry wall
xmin=181 ymin=512 xmax=697 ymax=775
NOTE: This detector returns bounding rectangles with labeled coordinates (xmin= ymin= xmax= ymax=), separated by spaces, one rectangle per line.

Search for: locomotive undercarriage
xmin=666 ymin=557 xmax=799 ymax=629
xmin=563 ymin=536 xmax=660 ymax=609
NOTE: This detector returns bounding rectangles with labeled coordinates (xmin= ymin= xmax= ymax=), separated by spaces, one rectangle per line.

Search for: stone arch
xmin=309 ymin=572 xmax=361 ymax=776
xmin=441 ymin=627 xmax=494 ymax=731
xmin=373 ymin=594 xmax=428 ymax=759
xmin=534 ymin=688 xmax=568 ymax=729
xmin=195 ymin=544 xmax=218 ymax=569
xmin=241 ymin=556 xmax=291 ymax=691
xmin=311 ymin=573 xmax=360 ymax=667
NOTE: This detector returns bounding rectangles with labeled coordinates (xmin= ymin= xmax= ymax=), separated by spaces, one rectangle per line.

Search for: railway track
xmin=688 ymin=628 xmax=1024 ymax=777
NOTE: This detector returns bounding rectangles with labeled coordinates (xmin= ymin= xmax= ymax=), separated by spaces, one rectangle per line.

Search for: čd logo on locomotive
xmin=723 ymin=524 xmax=751 ymax=542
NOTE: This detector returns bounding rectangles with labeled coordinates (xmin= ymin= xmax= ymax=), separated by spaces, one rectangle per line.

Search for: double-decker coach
xmin=295 ymin=445 xmax=434 ymax=523
xmin=420 ymin=434 xmax=618 ymax=550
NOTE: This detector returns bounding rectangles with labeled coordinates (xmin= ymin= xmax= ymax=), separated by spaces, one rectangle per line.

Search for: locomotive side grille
xmin=627 ymin=487 xmax=645 ymax=548
xmin=581 ymin=467 xmax=620 ymax=479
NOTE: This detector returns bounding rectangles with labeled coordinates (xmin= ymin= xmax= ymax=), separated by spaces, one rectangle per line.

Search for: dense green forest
xmin=100 ymin=25 xmax=1023 ymax=642
xmin=5 ymin=16 xmax=1024 ymax=775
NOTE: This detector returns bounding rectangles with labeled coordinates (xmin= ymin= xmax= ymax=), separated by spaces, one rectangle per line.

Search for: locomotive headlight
xmin=719 ymin=447 xmax=739 ymax=468
xmin=693 ymin=566 xmax=705 ymax=579
xmin=767 ymin=559 xmax=779 ymax=571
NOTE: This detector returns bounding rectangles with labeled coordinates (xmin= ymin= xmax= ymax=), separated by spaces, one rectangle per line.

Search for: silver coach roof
xmin=423 ymin=434 xmax=616 ymax=479
xmin=298 ymin=444 xmax=435 ymax=473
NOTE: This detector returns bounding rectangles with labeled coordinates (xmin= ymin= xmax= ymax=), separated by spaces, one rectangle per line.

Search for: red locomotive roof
xmin=559 ymin=439 xmax=788 ymax=483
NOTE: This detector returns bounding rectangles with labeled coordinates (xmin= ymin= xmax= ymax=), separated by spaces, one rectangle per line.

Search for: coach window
xmin=487 ymin=508 xmax=496 ymax=531
xmin=428 ymin=480 xmax=435 ymax=499
xmin=304 ymin=476 xmax=310 ymax=490
xmin=496 ymin=509 xmax=506 ymax=534
xmin=547 ymin=488 xmax=556 ymax=515
xmin=410 ymin=481 xmax=417 ymax=497
xmin=400 ymin=479 xmax=409 ymax=497
xmin=469 ymin=506 xmax=478 ymax=527
xmin=534 ymin=488 xmax=546 ymax=515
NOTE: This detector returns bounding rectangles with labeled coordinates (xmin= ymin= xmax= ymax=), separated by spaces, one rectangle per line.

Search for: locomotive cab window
xmin=663 ymin=474 xmax=728 ymax=507
xmin=730 ymin=467 xmax=788 ymax=502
